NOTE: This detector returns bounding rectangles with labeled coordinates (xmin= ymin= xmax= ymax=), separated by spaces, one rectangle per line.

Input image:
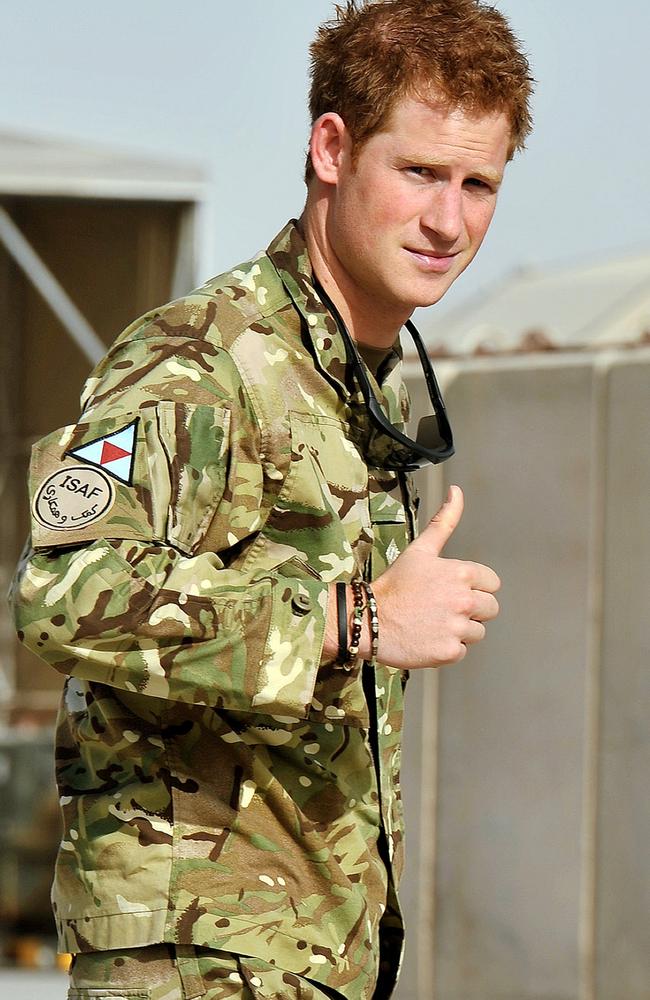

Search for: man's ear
xmin=309 ymin=113 xmax=349 ymax=185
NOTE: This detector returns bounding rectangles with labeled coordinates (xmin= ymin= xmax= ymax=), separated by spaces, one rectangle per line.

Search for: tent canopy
xmin=0 ymin=130 xmax=206 ymax=201
xmin=419 ymin=252 xmax=650 ymax=357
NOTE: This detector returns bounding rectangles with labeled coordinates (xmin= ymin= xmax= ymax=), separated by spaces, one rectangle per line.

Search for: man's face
xmin=326 ymin=95 xmax=511 ymax=324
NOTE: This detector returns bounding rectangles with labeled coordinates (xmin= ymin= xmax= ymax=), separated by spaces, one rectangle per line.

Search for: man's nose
xmin=421 ymin=185 xmax=464 ymax=244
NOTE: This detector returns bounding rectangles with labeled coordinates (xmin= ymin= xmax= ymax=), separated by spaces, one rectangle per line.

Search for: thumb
xmin=422 ymin=484 xmax=464 ymax=556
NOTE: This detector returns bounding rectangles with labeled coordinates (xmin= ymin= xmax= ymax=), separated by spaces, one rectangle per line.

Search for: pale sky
xmin=1 ymin=0 xmax=648 ymax=323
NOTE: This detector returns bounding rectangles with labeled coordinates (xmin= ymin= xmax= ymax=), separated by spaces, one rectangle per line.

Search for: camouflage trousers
xmin=67 ymin=944 xmax=345 ymax=1000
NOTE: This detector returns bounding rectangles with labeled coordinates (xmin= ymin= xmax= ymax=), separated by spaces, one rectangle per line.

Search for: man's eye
xmin=407 ymin=166 xmax=433 ymax=178
xmin=465 ymin=177 xmax=493 ymax=191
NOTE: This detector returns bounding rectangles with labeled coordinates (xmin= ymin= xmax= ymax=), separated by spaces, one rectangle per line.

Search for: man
xmin=11 ymin=2 xmax=532 ymax=997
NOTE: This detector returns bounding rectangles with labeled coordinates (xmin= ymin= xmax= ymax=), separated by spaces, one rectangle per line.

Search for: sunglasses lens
xmin=364 ymin=392 xmax=452 ymax=470
xmin=415 ymin=413 xmax=449 ymax=452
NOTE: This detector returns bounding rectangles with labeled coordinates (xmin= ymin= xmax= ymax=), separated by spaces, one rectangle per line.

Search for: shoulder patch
xmin=29 ymin=403 xmax=231 ymax=552
xmin=33 ymin=466 xmax=115 ymax=532
xmin=65 ymin=419 xmax=138 ymax=486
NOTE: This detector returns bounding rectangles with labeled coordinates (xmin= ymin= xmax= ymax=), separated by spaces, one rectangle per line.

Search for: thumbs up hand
xmin=372 ymin=485 xmax=501 ymax=669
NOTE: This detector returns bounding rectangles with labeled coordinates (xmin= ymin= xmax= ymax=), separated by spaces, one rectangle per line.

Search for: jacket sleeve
xmin=10 ymin=307 xmax=334 ymax=719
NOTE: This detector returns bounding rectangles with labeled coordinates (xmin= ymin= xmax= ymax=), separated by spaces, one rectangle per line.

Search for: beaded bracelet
xmin=362 ymin=581 xmax=379 ymax=664
xmin=346 ymin=580 xmax=365 ymax=664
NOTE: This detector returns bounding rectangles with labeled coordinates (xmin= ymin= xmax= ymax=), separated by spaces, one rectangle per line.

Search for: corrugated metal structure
xmin=0 ymin=131 xmax=206 ymax=963
xmin=0 ymin=130 xmax=207 ymax=723
xmin=395 ymin=255 xmax=650 ymax=1000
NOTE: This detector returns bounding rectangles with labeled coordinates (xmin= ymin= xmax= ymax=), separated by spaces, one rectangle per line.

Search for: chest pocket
xmin=261 ymin=411 xmax=371 ymax=582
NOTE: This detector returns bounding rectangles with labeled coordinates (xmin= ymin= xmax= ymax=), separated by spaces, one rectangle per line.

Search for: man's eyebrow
xmin=471 ymin=167 xmax=504 ymax=186
xmin=396 ymin=154 xmax=503 ymax=186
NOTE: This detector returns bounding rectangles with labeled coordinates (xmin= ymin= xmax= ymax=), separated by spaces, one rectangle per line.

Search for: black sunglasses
xmin=315 ymin=283 xmax=455 ymax=471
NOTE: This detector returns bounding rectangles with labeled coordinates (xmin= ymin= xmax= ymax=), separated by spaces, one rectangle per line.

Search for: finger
xmin=462 ymin=561 xmax=501 ymax=593
xmin=462 ymin=619 xmax=487 ymax=645
xmin=421 ymin=484 xmax=464 ymax=557
xmin=470 ymin=592 xmax=500 ymax=623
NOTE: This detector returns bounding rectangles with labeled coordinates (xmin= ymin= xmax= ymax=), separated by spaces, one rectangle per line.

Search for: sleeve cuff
xmin=252 ymin=577 xmax=369 ymax=727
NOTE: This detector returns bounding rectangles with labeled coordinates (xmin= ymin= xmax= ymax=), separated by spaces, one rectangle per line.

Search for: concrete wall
xmin=395 ymin=350 xmax=650 ymax=1000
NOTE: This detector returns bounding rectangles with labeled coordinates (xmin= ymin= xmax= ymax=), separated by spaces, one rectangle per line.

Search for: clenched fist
xmin=322 ymin=485 xmax=501 ymax=669
xmin=373 ymin=485 xmax=501 ymax=669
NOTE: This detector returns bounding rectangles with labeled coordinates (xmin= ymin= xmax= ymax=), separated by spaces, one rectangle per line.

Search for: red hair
xmin=306 ymin=0 xmax=534 ymax=180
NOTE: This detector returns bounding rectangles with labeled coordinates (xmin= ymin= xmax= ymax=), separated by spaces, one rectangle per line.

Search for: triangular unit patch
xmin=66 ymin=419 xmax=138 ymax=485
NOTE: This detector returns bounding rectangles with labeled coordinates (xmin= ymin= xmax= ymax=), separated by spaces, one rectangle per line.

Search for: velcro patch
xmin=65 ymin=419 xmax=138 ymax=486
xmin=33 ymin=466 xmax=115 ymax=531
xmin=28 ymin=402 xmax=231 ymax=555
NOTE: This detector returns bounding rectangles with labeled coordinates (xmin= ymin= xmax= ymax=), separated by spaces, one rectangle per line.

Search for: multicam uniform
xmin=11 ymin=221 xmax=419 ymax=1000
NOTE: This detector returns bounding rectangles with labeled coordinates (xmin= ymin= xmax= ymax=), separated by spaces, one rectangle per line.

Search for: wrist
xmin=320 ymin=583 xmax=372 ymax=666
xmin=370 ymin=574 xmax=397 ymax=668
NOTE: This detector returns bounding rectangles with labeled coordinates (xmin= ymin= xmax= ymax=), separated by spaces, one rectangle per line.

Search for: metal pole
xmin=0 ymin=204 xmax=105 ymax=365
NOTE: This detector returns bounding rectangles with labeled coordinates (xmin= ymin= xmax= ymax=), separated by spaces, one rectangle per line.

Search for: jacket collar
xmin=266 ymin=220 xmax=403 ymax=413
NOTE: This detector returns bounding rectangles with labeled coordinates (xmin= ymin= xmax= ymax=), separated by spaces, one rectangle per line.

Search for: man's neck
xmin=299 ymin=202 xmax=408 ymax=350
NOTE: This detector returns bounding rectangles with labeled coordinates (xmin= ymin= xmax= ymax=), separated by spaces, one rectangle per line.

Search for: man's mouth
xmin=404 ymin=247 xmax=459 ymax=272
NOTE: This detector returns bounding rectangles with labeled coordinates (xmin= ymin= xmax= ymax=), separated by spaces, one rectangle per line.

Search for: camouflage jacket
xmin=11 ymin=221 xmax=419 ymax=1000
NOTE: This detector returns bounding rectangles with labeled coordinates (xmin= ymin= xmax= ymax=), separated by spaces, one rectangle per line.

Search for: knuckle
xmin=442 ymin=638 xmax=464 ymax=663
xmin=457 ymin=593 xmax=474 ymax=616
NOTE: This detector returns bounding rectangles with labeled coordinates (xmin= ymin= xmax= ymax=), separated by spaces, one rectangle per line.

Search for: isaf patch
xmin=65 ymin=419 xmax=138 ymax=486
xmin=33 ymin=466 xmax=115 ymax=531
